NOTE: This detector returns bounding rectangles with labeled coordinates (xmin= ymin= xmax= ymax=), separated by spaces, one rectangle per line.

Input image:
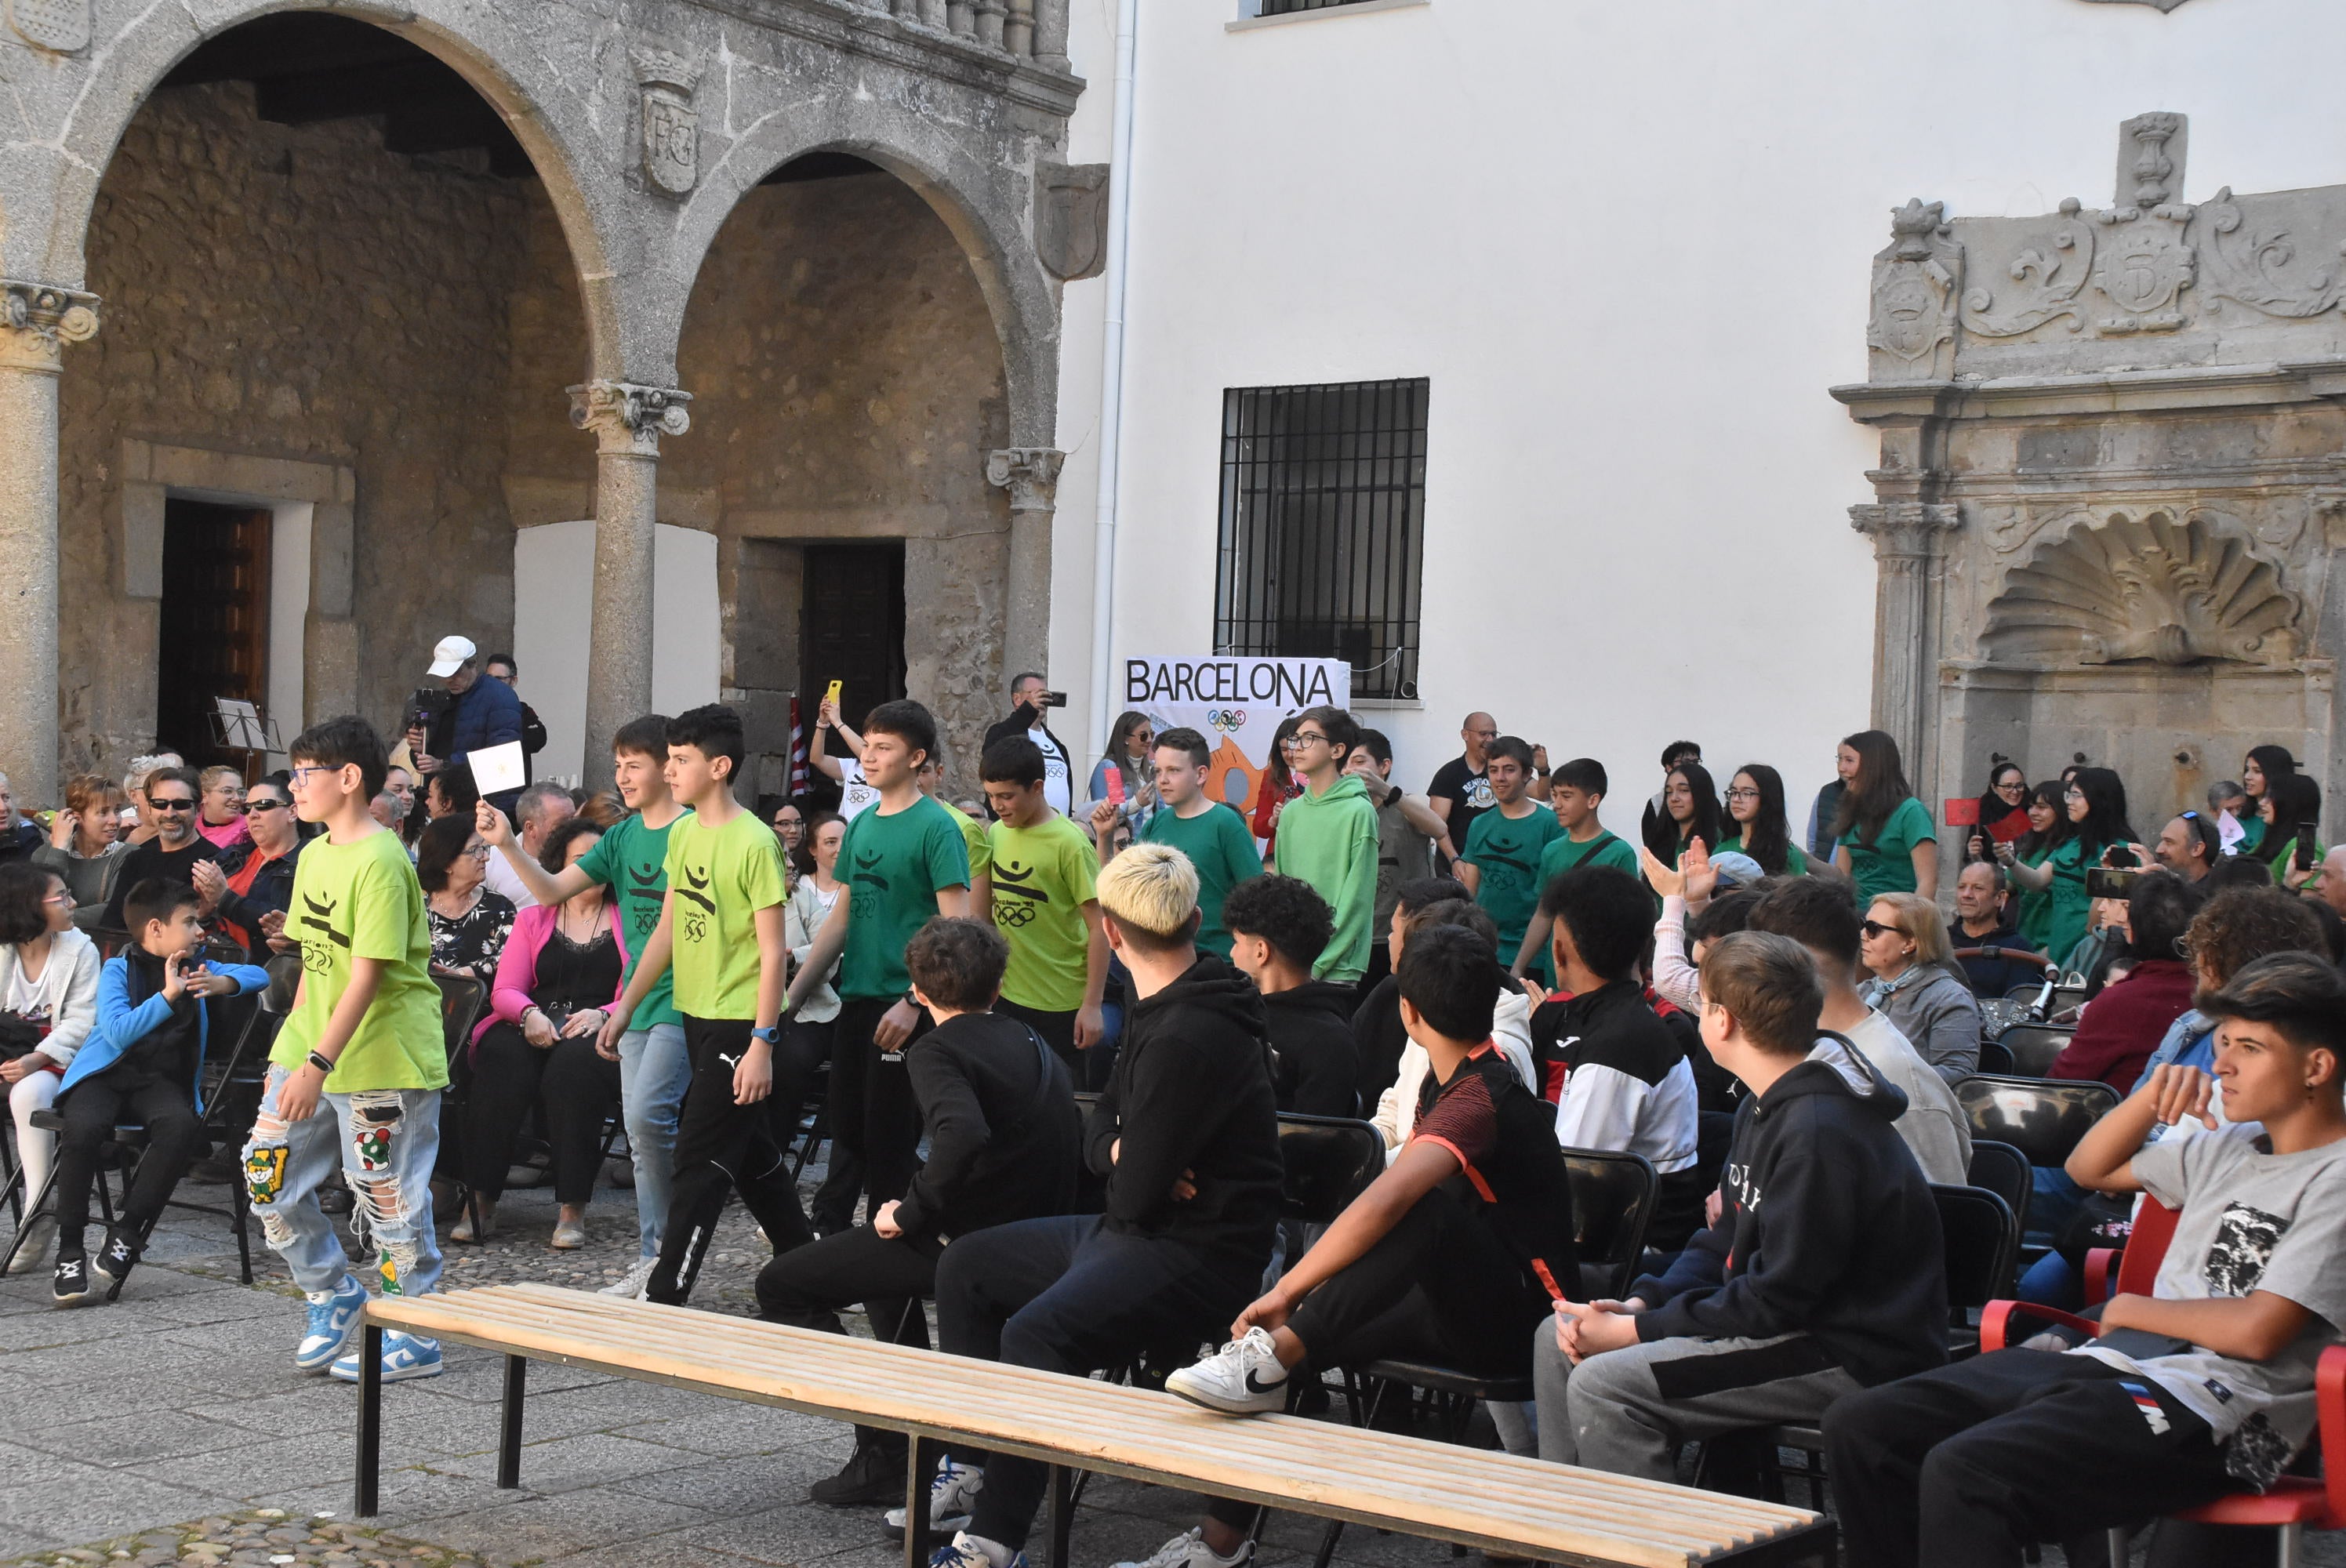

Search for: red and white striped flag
xmin=788 ymin=698 xmax=812 ymax=797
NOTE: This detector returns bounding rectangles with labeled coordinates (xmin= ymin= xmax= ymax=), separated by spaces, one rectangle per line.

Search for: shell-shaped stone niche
xmin=1981 ymin=510 xmax=2304 ymax=667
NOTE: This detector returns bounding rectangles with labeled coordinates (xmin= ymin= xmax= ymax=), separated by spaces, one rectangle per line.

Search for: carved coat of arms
xmin=1036 ymin=163 xmax=1109 ymax=282
xmin=630 ymin=45 xmax=702 ymax=200
xmin=1866 ymin=199 xmax=1962 ymax=378
xmin=2094 ymin=216 xmax=2193 ymax=332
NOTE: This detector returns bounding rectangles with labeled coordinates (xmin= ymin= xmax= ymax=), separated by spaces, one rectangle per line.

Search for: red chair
xmin=1981 ymin=1197 xmax=2346 ymax=1565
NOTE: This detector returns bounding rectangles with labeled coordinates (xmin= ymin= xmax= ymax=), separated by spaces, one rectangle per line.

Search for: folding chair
xmin=1964 ymin=1139 xmax=2032 ymax=1261
xmin=1994 ymin=1022 xmax=2075 ymax=1080
xmin=1975 ymin=1036 xmax=2016 ymax=1076
xmin=1955 ymin=1075 xmax=2118 ymax=1170
xmin=432 ymin=975 xmax=489 ymax=1237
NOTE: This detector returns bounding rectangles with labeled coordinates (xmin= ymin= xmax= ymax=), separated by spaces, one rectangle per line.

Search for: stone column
xmin=1033 ymin=0 xmax=1070 ymax=69
xmin=987 ymin=448 xmax=1065 ymax=684
xmin=1850 ymin=501 xmax=1960 ymax=778
xmin=0 ymin=282 xmax=98 ymax=805
xmin=568 ymin=380 xmax=691 ymax=787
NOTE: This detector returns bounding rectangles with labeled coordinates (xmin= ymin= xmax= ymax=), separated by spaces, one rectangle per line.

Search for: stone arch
xmin=27 ymin=0 xmax=637 ymax=378
xmin=660 ymin=101 xmax=1060 ymax=447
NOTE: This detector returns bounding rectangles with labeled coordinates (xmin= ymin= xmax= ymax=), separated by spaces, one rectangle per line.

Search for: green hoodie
xmin=1270 ymin=771 xmax=1381 ymax=985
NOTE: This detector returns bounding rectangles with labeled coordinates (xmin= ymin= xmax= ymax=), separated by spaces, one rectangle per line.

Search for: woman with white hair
xmin=1858 ymin=891 xmax=1983 ymax=1083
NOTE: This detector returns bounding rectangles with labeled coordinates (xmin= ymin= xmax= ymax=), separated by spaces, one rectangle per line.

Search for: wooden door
xmin=156 ymin=499 xmax=273 ymax=771
xmin=800 ymin=543 xmax=906 ymax=732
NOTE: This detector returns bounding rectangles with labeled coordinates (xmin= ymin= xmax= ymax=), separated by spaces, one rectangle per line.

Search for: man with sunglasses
xmin=100 ymin=767 xmax=219 ymax=932
xmin=191 ymin=778 xmax=305 ymax=959
xmin=2141 ymin=810 xmax=2219 ymax=884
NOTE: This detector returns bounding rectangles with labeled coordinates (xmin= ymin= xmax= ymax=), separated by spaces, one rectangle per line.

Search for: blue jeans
xmin=617 ymin=1022 xmax=690 ymax=1259
xmin=242 ymin=1065 xmax=445 ymax=1298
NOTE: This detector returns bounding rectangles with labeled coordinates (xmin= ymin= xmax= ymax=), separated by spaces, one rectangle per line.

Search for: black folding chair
xmin=433 ymin=975 xmax=489 ymax=1237
xmin=1974 ymin=1036 xmax=2014 ymax=1076
xmin=1994 ymin=1023 xmax=2075 ymax=1080
xmin=1956 ymin=1075 xmax=2119 ymax=1171
xmin=1964 ymin=1139 xmax=2031 ymax=1259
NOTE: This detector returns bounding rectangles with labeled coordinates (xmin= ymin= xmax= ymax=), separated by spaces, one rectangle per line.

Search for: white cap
xmin=427 ymin=634 xmax=477 ymax=678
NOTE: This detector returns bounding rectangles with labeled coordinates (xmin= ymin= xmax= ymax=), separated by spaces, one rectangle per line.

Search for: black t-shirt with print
xmin=1428 ymin=756 xmax=1494 ymax=850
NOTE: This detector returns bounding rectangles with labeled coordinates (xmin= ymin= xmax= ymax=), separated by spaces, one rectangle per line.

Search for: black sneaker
xmin=93 ymin=1230 xmax=139 ymax=1293
xmin=51 ymin=1253 xmax=96 ymax=1308
xmin=807 ymin=1439 xmax=907 ymax=1506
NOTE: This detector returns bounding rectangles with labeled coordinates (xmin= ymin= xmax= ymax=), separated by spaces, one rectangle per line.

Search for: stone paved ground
xmin=4 ymin=1160 xmax=2338 ymax=1566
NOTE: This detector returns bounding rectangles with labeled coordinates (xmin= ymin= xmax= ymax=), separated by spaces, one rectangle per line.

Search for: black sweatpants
xmin=757 ymin=1221 xmax=946 ymax=1460
xmin=824 ymin=996 xmax=928 ymax=1219
xmin=1204 ymin=1188 xmax=1551 ymax=1530
xmin=54 ymin=1062 xmax=206 ymax=1256
xmin=463 ymin=1023 xmax=620 ymax=1204
xmin=1825 ymin=1348 xmax=2242 ymax=1568
xmin=646 ymin=1015 xmax=811 ymax=1305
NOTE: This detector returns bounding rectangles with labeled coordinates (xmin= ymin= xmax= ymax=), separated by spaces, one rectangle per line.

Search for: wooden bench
xmin=355 ymin=1286 xmax=1833 ymax=1568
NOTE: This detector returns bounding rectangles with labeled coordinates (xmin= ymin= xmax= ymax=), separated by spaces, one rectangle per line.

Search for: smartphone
xmin=2086 ymin=868 xmax=2140 ymax=900
xmin=1042 ymin=691 xmax=1069 ymax=708
xmin=2298 ymin=822 xmax=2321 ymax=871
xmin=823 ymin=678 xmax=842 ymax=708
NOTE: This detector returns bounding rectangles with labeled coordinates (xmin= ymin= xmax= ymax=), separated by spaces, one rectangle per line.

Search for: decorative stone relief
xmin=2090 ymin=114 xmax=2194 ymax=335
xmin=1035 ymin=163 xmax=1109 ymax=282
xmin=3 ymin=0 xmax=87 ymax=53
xmin=1961 ymin=199 xmax=2095 ymax=338
xmin=2197 ymin=187 xmax=2346 ymax=319
xmin=568 ymin=380 xmax=692 ymax=456
xmin=986 ymin=447 xmax=1064 ymax=510
xmin=1868 ymin=200 xmax=1963 ymax=379
xmin=1981 ymin=509 xmax=2303 ymax=668
xmin=630 ymin=45 xmax=702 ymax=198
xmin=0 ymin=281 xmax=99 ymax=372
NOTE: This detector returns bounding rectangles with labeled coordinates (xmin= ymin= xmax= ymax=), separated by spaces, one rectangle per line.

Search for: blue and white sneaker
xmin=296 ymin=1274 xmax=369 ymax=1372
xmin=928 ymin=1532 xmax=1025 ymax=1568
xmin=329 ymin=1330 xmax=443 ymax=1383
xmin=885 ymin=1457 xmax=985 ymax=1537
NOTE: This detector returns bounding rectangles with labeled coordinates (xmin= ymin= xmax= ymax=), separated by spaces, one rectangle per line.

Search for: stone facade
xmin=0 ymin=0 xmax=1080 ymax=800
xmin=1839 ymin=114 xmax=2346 ymax=840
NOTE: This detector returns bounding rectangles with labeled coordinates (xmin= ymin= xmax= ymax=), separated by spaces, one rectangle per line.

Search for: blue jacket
xmin=445 ymin=676 xmax=524 ymax=767
xmin=60 ymin=953 xmax=270 ymax=1113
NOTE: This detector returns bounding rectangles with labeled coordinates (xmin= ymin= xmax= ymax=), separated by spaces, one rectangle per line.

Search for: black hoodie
xmin=1628 ymin=1033 xmax=1949 ymax=1388
xmin=1265 ymin=979 xmax=1360 ymax=1117
xmin=1083 ymin=953 xmax=1283 ymax=1270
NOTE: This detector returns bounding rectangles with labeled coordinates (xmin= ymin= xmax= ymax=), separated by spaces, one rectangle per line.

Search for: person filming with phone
xmin=982 ymin=672 xmax=1074 ymax=818
xmin=405 ymin=634 xmax=524 ymax=817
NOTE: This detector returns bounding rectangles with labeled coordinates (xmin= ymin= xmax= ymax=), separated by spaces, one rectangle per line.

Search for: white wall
xmin=1053 ymin=0 xmax=2346 ymax=811
xmin=514 ymin=521 xmax=723 ymax=785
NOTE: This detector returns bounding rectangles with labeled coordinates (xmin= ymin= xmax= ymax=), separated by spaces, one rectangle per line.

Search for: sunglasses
xmin=150 ymin=798 xmax=196 ymax=813
xmin=1860 ymin=919 xmax=1908 ymax=939
xmin=247 ymin=798 xmax=289 ymax=813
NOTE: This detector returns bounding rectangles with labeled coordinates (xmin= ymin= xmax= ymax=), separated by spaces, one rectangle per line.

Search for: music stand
xmin=209 ymin=697 xmax=281 ymax=780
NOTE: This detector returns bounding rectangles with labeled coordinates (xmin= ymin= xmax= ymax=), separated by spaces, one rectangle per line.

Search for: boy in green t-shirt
xmin=1269 ymin=706 xmax=1382 ymax=985
xmin=1093 ymin=725 xmax=1261 ymax=957
xmin=478 ymin=712 xmax=689 ymax=1299
xmin=597 ymin=706 xmax=793 ymax=1305
xmin=1457 ymin=736 xmax=1565 ymax=964
xmin=982 ymin=735 xmax=1108 ymax=1083
xmin=1512 ymin=757 xmax=1642 ymax=976
xmin=242 ymin=716 xmax=450 ymax=1385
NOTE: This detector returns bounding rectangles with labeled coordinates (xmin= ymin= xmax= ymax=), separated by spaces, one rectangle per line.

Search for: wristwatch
xmin=750 ymin=1025 xmax=782 ymax=1045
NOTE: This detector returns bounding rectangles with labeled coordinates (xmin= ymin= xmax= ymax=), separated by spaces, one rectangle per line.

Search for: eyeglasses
xmin=1284 ymin=731 xmax=1330 ymax=750
xmin=465 ymin=843 xmax=491 ymax=859
xmin=1860 ymin=919 xmax=1908 ymax=939
xmin=150 ymin=798 xmax=195 ymax=813
xmin=288 ymin=765 xmax=336 ymax=786
xmin=1995 ymin=780 xmax=2026 ymax=794
xmin=41 ymin=891 xmax=73 ymax=907
xmin=1724 ymin=788 xmax=1761 ymax=802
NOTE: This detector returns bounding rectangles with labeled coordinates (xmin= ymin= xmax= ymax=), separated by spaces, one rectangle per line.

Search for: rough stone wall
xmin=58 ymin=82 xmax=555 ymax=774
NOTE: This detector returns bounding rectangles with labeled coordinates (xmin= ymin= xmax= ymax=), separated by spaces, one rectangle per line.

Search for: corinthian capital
xmin=0 ymin=281 xmax=100 ymax=373
xmin=1850 ymin=502 xmax=1960 ymax=557
xmin=986 ymin=447 xmax=1066 ymax=511
xmin=568 ymin=380 xmax=692 ymax=455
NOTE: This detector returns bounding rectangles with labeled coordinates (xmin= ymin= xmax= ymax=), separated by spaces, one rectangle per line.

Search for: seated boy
xmin=1533 ymin=931 xmax=1947 ymax=1479
xmin=762 ymin=915 xmax=1080 ymax=1512
xmin=1529 ymin=866 xmax=1705 ymax=1247
xmin=51 ymin=878 xmax=267 ymax=1304
xmin=1142 ymin=924 xmax=1576 ymax=1568
xmin=1223 ymin=874 xmax=1358 ymax=1117
xmin=1826 ymin=951 xmax=2346 ymax=1568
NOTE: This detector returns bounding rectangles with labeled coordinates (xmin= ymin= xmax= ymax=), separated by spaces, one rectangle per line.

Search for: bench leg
xmin=906 ymin=1436 xmax=941 ymax=1568
xmin=498 ymin=1354 xmax=528 ymax=1488
xmin=354 ymin=1321 xmax=384 ymax=1518
xmin=1311 ymin=1518 xmax=1346 ymax=1568
xmin=1044 ymin=1464 xmax=1073 ymax=1568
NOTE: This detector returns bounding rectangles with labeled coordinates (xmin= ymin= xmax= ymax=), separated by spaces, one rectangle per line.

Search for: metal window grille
xmin=1257 ymin=0 xmax=1379 ymax=13
xmin=1215 ymin=378 xmax=1428 ymax=701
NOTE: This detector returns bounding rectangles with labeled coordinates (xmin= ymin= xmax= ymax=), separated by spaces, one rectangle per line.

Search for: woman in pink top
xmin=194 ymin=767 xmax=252 ymax=852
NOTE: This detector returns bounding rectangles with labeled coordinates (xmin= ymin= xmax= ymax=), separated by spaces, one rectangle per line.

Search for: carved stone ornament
xmin=1981 ymin=509 xmax=2304 ymax=668
xmin=2197 ymin=187 xmax=2346 ymax=319
xmin=1962 ymin=198 xmax=2097 ymax=338
xmin=986 ymin=448 xmax=1066 ymax=510
xmin=2079 ymin=0 xmax=2199 ymax=9
xmin=568 ymin=380 xmax=692 ymax=454
xmin=0 ymin=280 xmax=99 ymax=372
xmin=3 ymin=0 xmax=88 ymax=53
xmin=630 ymin=45 xmax=702 ymax=199
xmin=1035 ymin=163 xmax=1109 ymax=282
xmin=1868 ymin=200 xmax=1963 ymax=378
xmin=1850 ymin=502 xmax=1960 ymax=562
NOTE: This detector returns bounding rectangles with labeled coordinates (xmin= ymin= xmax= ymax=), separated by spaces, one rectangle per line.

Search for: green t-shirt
xmin=272 ymin=827 xmax=448 ymax=1092
xmin=2046 ymin=837 xmax=2097 ymax=963
xmin=1713 ymin=835 xmax=1810 ymax=877
xmin=1141 ymin=801 xmax=1262 ymax=957
xmin=1536 ymin=826 xmax=1642 ymax=890
xmin=941 ymin=800 xmax=994 ymax=882
xmin=988 ymin=815 xmax=1099 ymax=1013
xmin=2016 ymin=842 xmax=2057 ymax=949
xmin=839 ymin=795 xmax=972 ymax=1000
xmin=663 ymin=808 xmax=789 ymax=1021
xmin=1462 ymin=804 xmax=1566 ymax=953
xmin=572 ymin=809 xmax=688 ymax=1031
xmin=1839 ymin=796 xmax=1936 ymax=901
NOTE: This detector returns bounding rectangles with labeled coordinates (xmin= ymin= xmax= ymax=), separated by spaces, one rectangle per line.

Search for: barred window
xmin=1256 ymin=0 xmax=1385 ymax=13
xmin=1214 ymin=378 xmax=1428 ymax=702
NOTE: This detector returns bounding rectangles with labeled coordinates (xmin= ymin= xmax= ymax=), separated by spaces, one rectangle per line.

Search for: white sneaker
xmin=928 ymin=1532 xmax=1023 ymax=1568
xmin=600 ymin=1256 xmax=658 ymax=1299
xmin=1110 ymin=1527 xmax=1254 ymax=1568
xmin=1164 ymin=1327 xmax=1288 ymax=1415
xmin=5 ymin=1212 xmax=54 ymax=1275
xmin=886 ymin=1458 xmax=985 ymax=1537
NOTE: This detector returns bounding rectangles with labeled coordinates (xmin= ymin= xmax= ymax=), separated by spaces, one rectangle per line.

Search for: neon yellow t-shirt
xmin=987 ymin=815 xmax=1099 ymax=1014
xmin=663 ymin=809 xmax=790 ymax=1020
xmin=272 ymin=827 xmax=448 ymax=1092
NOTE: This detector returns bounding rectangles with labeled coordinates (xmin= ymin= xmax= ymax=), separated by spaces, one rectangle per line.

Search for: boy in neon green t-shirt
xmin=982 ymin=735 xmax=1108 ymax=1083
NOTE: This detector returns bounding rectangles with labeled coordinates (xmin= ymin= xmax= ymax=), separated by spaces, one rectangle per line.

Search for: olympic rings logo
xmin=1206 ymin=709 xmax=1246 ymax=731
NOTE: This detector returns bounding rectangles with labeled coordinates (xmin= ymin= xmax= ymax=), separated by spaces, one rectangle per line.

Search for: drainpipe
xmin=1087 ymin=0 xmax=1139 ymax=758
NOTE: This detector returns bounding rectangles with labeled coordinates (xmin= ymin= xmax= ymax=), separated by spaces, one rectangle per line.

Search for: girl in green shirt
xmin=1644 ymin=760 xmax=1726 ymax=868
xmin=1829 ymin=729 xmax=1937 ymax=901
xmin=1992 ymin=782 xmax=2068 ymax=950
xmin=1715 ymin=763 xmax=1809 ymax=877
xmin=2261 ymin=774 xmax=2326 ymax=891
xmin=2237 ymin=744 xmax=2300 ymax=859
xmin=2005 ymin=768 xmax=2137 ymax=960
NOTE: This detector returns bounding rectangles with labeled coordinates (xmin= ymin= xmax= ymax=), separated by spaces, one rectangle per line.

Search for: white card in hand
xmin=469 ymin=740 xmax=527 ymax=797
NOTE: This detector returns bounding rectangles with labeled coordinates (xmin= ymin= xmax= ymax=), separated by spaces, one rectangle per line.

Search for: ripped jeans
xmin=242 ymin=1065 xmax=444 ymax=1298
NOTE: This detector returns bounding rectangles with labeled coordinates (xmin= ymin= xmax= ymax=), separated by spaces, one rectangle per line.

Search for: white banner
xmin=1120 ymin=655 xmax=1351 ymax=815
